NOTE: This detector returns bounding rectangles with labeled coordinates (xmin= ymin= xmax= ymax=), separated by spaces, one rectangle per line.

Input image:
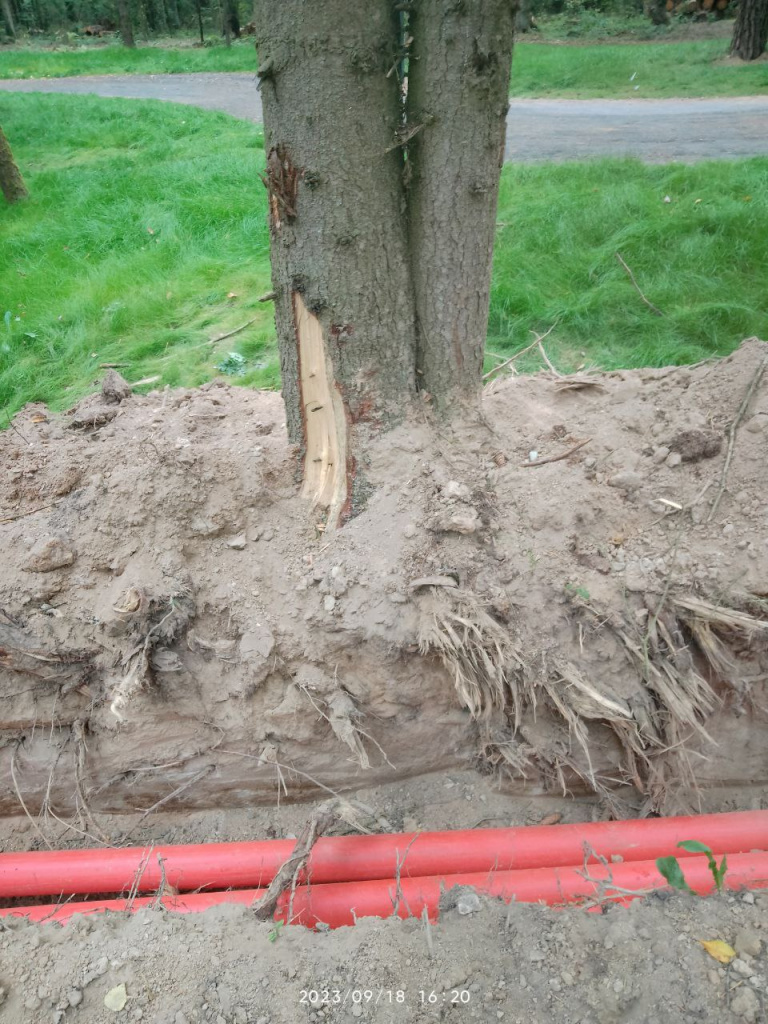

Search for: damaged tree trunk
xmin=255 ymin=0 xmax=419 ymax=525
xmin=0 ymin=124 xmax=28 ymax=204
xmin=407 ymin=0 xmax=516 ymax=409
xmin=254 ymin=0 xmax=517 ymax=516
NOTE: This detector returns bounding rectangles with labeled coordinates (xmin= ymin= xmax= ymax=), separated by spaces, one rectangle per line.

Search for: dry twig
xmin=482 ymin=323 xmax=558 ymax=381
xmin=615 ymin=252 xmax=664 ymax=317
xmin=0 ymin=499 xmax=64 ymax=525
xmin=707 ymin=349 xmax=768 ymax=523
xmin=521 ymin=438 xmax=590 ymax=468
xmin=252 ymin=801 xmax=339 ymax=922
xmin=209 ymin=316 xmax=259 ymax=345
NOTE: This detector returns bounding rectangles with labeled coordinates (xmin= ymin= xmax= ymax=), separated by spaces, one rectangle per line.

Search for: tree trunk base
xmin=2 ymin=342 xmax=768 ymax=821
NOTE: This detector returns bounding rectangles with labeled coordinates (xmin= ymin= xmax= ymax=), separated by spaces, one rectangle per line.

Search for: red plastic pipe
xmin=3 ymin=851 xmax=767 ymax=926
xmin=2 ymin=810 xmax=766 ymax=899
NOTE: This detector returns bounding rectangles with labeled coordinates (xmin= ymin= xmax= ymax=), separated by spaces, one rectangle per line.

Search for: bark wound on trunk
xmin=255 ymin=0 xmax=418 ymax=526
xmin=407 ymin=0 xmax=517 ymax=410
xmin=294 ymin=292 xmax=347 ymax=520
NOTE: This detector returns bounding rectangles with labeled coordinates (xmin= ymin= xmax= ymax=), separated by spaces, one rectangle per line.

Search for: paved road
xmin=2 ymin=72 xmax=768 ymax=163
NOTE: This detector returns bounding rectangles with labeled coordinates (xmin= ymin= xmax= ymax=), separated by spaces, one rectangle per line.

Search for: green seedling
xmin=268 ymin=920 xmax=284 ymax=943
xmin=656 ymin=840 xmax=728 ymax=895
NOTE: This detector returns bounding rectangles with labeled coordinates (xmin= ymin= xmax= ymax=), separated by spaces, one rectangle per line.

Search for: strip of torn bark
xmin=293 ymin=292 xmax=348 ymax=525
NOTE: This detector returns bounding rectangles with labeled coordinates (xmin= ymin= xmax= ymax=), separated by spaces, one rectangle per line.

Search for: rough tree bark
xmin=408 ymin=0 xmax=516 ymax=409
xmin=116 ymin=0 xmax=136 ymax=48
xmin=255 ymin=0 xmax=420 ymax=526
xmin=0 ymin=124 xmax=28 ymax=204
xmin=254 ymin=0 xmax=517 ymax=520
xmin=730 ymin=0 xmax=768 ymax=59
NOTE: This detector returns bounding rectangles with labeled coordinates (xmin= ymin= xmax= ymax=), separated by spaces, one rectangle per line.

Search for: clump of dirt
xmin=0 ymin=888 xmax=765 ymax=1024
xmin=1 ymin=340 xmax=767 ymax=823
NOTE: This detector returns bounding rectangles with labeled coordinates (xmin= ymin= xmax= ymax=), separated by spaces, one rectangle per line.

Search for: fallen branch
xmin=257 ymin=291 xmax=276 ymax=303
xmin=707 ymin=349 xmax=768 ymax=523
xmin=615 ymin=252 xmax=664 ymax=317
xmin=522 ymin=438 xmax=591 ymax=468
xmin=252 ymin=800 xmax=339 ymax=922
xmin=99 ymin=362 xmax=130 ymax=369
xmin=209 ymin=316 xmax=259 ymax=345
xmin=482 ymin=323 xmax=558 ymax=382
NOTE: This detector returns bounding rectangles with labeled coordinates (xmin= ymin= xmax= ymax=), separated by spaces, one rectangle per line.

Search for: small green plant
xmin=564 ymin=581 xmax=591 ymax=601
xmin=268 ymin=920 xmax=284 ymax=943
xmin=216 ymin=351 xmax=247 ymax=376
xmin=656 ymin=840 xmax=728 ymax=895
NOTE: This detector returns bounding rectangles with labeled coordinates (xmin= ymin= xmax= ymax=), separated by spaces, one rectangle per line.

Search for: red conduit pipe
xmin=3 ymin=851 xmax=767 ymax=927
xmin=2 ymin=810 xmax=766 ymax=899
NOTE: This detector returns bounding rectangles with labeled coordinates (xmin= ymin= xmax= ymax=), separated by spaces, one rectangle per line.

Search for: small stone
xmin=456 ymin=892 xmax=481 ymax=916
xmin=733 ymin=959 xmax=753 ymax=978
xmin=323 ymin=595 xmax=336 ymax=613
xmin=260 ymin=530 xmax=274 ymax=542
xmin=561 ymin=972 xmax=574 ymax=987
xmin=731 ymin=986 xmax=760 ymax=1021
xmin=549 ymin=979 xmax=562 ymax=992
xmin=652 ymin=446 xmax=670 ymax=464
xmin=742 ymin=891 xmax=756 ymax=905
xmin=351 ymin=1005 xmax=363 ymax=1019
xmin=443 ymin=511 xmax=481 ymax=534
xmin=613 ymin=979 xmax=624 ymax=994
xmin=607 ymin=471 xmax=644 ymax=492
xmin=665 ymin=451 xmax=682 ymax=468
xmin=23 ymin=536 xmax=76 ymax=573
xmin=227 ymin=534 xmax=247 ymax=550
xmin=25 ymin=997 xmax=42 ymax=1011
xmin=735 ymin=931 xmax=762 ymax=957
xmin=175 ymin=1013 xmax=190 ymax=1024
xmin=529 ymin=950 xmax=545 ymax=963
xmin=68 ymin=990 xmax=84 ymax=1008
xmin=745 ymin=415 xmax=767 ymax=434
xmin=403 ymin=524 xmax=417 ymax=539
xmin=444 ymin=480 xmax=471 ymax=501
xmin=389 ymin=593 xmax=407 ymax=604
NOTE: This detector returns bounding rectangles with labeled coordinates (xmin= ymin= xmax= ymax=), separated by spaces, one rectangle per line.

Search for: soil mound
xmin=1 ymin=340 xmax=766 ymax=820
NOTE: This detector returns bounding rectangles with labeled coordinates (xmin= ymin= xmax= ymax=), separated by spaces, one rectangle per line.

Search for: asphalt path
xmin=2 ymin=72 xmax=768 ymax=162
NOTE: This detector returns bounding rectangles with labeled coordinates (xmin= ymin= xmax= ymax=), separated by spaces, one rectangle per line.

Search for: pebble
xmin=735 ymin=930 xmax=762 ymax=957
xmin=323 ymin=595 xmax=336 ymax=613
xmin=652 ymin=446 xmax=670 ymax=464
xmin=733 ymin=959 xmax=754 ymax=977
xmin=665 ymin=451 xmax=682 ymax=468
xmin=731 ymin=987 xmax=760 ymax=1021
xmin=742 ymin=892 xmax=756 ymax=905
xmin=403 ymin=524 xmax=417 ymax=538
xmin=351 ymin=1005 xmax=362 ymax=1018
xmin=456 ymin=892 xmax=481 ymax=916
xmin=226 ymin=534 xmax=247 ymax=550
xmin=607 ymin=471 xmax=644 ymax=492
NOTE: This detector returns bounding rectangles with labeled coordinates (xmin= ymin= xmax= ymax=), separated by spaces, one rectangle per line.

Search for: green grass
xmin=510 ymin=38 xmax=768 ymax=98
xmin=0 ymin=38 xmax=257 ymax=79
xmin=1 ymin=94 xmax=767 ymax=417
xmin=1 ymin=36 xmax=767 ymax=98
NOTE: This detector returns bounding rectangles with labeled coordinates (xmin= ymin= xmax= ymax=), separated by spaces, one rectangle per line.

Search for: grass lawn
xmin=0 ymin=37 xmax=767 ymax=99
xmin=1 ymin=94 xmax=767 ymax=418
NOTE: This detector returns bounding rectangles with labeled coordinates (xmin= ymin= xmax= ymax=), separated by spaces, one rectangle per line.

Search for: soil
xmin=2 ymin=341 xmax=768 ymax=1021
xmin=1 ymin=338 xmax=767 ymax=823
xmin=0 ymin=872 xmax=766 ymax=1023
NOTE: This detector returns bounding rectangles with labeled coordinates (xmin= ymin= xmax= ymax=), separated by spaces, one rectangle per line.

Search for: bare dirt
xmin=0 ymin=883 xmax=767 ymax=1024
xmin=2 ymin=339 xmax=768 ymax=822
xmin=2 ymin=341 xmax=768 ymax=1021
xmin=1 ymin=74 xmax=768 ymax=163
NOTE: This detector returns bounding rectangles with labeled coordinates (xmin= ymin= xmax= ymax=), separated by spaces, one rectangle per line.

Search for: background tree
xmin=115 ymin=0 xmax=135 ymax=46
xmin=0 ymin=124 xmax=28 ymax=204
xmin=1 ymin=0 xmax=16 ymax=38
xmin=254 ymin=0 xmax=516 ymax=525
xmin=730 ymin=0 xmax=768 ymax=59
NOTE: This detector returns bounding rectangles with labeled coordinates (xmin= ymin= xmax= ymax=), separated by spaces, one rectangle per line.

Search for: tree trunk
xmin=116 ymin=0 xmax=135 ymax=47
xmin=407 ymin=0 xmax=516 ymax=411
xmin=1 ymin=0 xmax=16 ymax=39
xmin=0 ymin=125 xmax=28 ymax=204
xmin=730 ymin=0 xmax=768 ymax=59
xmin=515 ymin=0 xmax=533 ymax=33
xmin=255 ymin=0 xmax=419 ymax=525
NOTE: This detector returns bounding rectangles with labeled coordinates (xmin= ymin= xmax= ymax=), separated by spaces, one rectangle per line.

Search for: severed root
xmin=252 ymin=800 xmax=340 ymax=922
xmin=418 ymin=588 xmax=523 ymax=722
